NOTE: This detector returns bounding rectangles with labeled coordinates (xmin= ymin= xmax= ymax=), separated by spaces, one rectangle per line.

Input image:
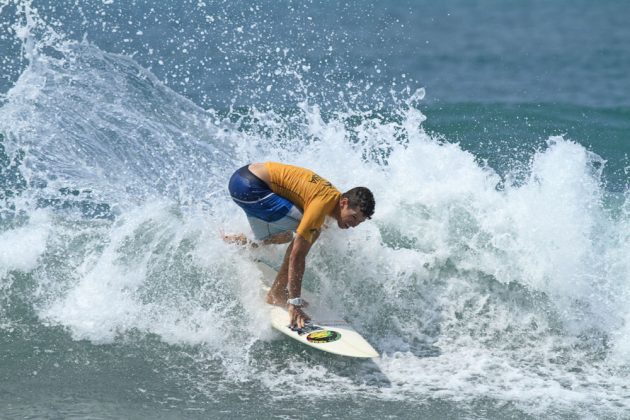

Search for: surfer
xmin=225 ymin=162 xmax=375 ymax=329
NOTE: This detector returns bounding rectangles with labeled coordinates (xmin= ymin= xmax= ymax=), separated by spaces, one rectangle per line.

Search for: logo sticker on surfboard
xmin=306 ymin=330 xmax=341 ymax=343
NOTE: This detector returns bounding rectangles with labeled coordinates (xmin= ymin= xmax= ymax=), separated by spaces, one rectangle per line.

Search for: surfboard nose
xmin=258 ymin=260 xmax=380 ymax=358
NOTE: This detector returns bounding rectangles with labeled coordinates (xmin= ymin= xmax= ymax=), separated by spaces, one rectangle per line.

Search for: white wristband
xmin=287 ymin=297 xmax=305 ymax=307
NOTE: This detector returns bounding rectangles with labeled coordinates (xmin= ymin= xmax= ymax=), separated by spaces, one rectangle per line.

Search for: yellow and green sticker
xmin=306 ymin=330 xmax=341 ymax=343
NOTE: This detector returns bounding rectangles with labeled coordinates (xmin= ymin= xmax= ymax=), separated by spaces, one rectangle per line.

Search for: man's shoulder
xmin=305 ymin=192 xmax=340 ymax=213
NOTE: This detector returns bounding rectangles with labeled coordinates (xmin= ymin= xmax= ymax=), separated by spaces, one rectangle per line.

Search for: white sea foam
xmin=0 ymin=209 xmax=50 ymax=278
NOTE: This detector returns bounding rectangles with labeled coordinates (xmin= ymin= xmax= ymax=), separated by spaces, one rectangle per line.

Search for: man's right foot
xmin=222 ymin=233 xmax=259 ymax=248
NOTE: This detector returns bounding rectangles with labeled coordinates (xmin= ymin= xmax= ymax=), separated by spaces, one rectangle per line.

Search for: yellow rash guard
xmin=264 ymin=162 xmax=341 ymax=243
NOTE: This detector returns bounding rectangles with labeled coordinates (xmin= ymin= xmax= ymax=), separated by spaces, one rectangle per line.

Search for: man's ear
xmin=339 ymin=197 xmax=349 ymax=208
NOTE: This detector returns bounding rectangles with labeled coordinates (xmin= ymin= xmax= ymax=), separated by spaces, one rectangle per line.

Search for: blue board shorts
xmin=228 ymin=165 xmax=303 ymax=240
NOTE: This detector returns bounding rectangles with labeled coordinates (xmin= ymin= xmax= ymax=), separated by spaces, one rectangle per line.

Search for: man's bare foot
xmin=222 ymin=232 xmax=259 ymax=248
xmin=265 ymin=291 xmax=287 ymax=307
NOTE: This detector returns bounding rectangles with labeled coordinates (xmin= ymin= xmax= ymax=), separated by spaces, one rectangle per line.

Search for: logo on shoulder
xmin=309 ymin=174 xmax=332 ymax=187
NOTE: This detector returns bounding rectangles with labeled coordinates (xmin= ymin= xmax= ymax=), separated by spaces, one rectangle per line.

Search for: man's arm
xmin=265 ymin=234 xmax=313 ymax=328
xmin=287 ymin=234 xmax=312 ymax=329
xmin=286 ymin=234 xmax=311 ymax=301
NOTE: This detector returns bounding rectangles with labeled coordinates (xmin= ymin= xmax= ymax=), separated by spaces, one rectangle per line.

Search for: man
xmin=226 ymin=162 xmax=375 ymax=329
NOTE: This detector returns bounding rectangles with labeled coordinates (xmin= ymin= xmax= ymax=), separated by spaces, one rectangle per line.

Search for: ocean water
xmin=1 ymin=1 xmax=630 ymax=419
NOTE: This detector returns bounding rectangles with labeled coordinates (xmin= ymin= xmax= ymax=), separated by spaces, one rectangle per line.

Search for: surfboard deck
xmin=256 ymin=261 xmax=379 ymax=358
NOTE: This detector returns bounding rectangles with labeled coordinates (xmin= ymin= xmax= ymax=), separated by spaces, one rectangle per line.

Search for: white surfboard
xmin=256 ymin=260 xmax=379 ymax=358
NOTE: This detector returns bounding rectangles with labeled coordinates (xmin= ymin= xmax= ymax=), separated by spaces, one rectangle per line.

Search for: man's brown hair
xmin=342 ymin=187 xmax=375 ymax=219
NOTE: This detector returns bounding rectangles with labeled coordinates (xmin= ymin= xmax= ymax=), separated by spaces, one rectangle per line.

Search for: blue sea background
xmin=1 ymin=0 xmax=629 ymax=419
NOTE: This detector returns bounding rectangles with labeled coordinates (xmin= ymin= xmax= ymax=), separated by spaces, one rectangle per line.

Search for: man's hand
xmin=288 ymin=304 xmax=310 ymax=329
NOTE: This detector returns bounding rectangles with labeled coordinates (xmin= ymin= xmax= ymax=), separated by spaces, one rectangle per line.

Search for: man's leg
xmin=223 ymin=231 xmax=292 ymax=248
xmin=266 ymin=239 xmax=292 ymax=305
xmin=223 ymin=209 xmax=294 ymax=248
xmin=262 ymin=231 xmax=293 ymax=245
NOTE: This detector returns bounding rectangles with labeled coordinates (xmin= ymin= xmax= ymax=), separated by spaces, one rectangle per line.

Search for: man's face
xmin=337 ymin=198 xmax=367 ymax=229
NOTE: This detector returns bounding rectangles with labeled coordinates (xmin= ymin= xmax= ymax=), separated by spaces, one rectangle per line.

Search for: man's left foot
xmin=265 ymin=292 xmax=287 ymax=307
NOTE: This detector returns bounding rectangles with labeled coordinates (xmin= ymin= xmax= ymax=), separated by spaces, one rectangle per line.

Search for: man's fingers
xmin=289 ymin=307 xmax=310 ymax=329
xmin=296 ymin=311 xmax=303 ymax=329
xmin=298 ymin=311 xmax=310 ymax=328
